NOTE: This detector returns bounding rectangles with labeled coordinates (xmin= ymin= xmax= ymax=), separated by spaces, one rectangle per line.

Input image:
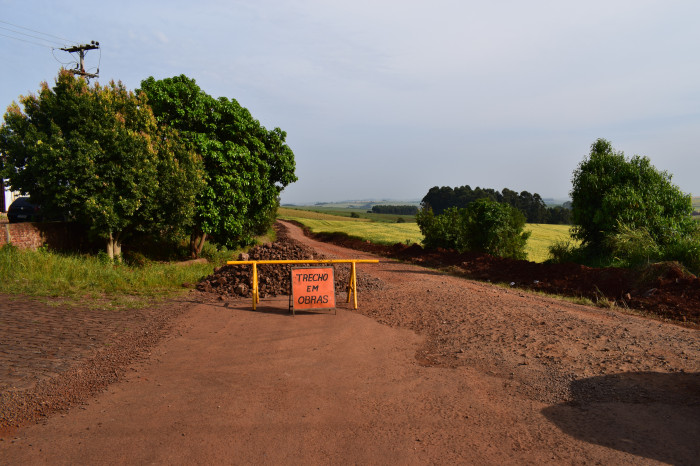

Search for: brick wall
xmin=0 ymin=222 xmax=95 ymax=251
xmin=1 ymin=223 xmax=44 ymax=250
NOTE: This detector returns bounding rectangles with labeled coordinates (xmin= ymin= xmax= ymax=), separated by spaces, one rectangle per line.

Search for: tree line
xmin=421 ymin=186 xmax=571 ymax=224
xmin=0 ymin=71 xmax=297 ymax=259
xmin=370 ymin=205 xmax=419 ymax=215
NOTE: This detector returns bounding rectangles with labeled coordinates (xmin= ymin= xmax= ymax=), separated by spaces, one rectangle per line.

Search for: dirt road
xmin=1 ymin=221 xmax=698 ymax=464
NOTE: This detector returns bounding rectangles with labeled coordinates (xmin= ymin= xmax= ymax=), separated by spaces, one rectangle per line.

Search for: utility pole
xmin=60 ymin=40 xmax=99 ymax=80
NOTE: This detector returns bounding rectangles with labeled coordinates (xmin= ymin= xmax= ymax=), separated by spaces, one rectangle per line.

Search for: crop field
xmin=278 ymin=207 xmax=371 ymax=222
xmin=281 ymin=206 xmax=416 ymax=223
xmin=524 ymin=224 xmax=577 ymax=262
xmin=279 ymin=216 xmax=423 ymax=245
xmin=693 ymin=197 xmax=700 ymax=212
xmin=279 ymin=208 xmax=574 ymax=263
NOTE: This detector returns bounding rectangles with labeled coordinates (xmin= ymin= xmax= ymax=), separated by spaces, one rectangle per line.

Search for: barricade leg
xmin=352 ymin=261 xmax=358 ymax=309
xmin=345 ymin=261 xmax=358 ymax=309
xmin=252 ymin=262 xmax=258 ymax=311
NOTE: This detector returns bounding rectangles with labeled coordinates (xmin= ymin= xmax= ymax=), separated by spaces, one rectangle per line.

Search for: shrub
xmin=606 ymin=222 xmax=661 ymax=267
xmin=547 ymin=240 xmax=578 ymax=263
xmin=661 ymin=227 xmax=700 ymax=275
xmin=417 ymin=199 xmax=530 ymax=259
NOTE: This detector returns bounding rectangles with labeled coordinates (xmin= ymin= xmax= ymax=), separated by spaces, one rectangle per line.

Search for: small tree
xmin=417 ymin=199 xmax=530 ymax=259
xmin=463 ymin=199 xmax=530 ymax=259
xmin=0 ymin=71 xmax=203 ymax=259
xmin=570 ymin=138 xmax=694 ymax=252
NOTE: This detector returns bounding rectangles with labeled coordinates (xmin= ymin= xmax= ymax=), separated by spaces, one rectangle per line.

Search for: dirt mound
xmin=198 ymin=228 xmax=382 ymax=299
xmin=295 ymin=223 xmax=700 ymax=326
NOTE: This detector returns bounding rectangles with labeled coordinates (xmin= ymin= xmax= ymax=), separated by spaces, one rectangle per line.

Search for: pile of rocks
xmin=197 ymin=238 xmax=382 ymax=298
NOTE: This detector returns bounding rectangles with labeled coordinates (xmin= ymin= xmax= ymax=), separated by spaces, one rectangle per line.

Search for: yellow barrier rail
xmin=226 ymin=259 xmax=379 ymax=311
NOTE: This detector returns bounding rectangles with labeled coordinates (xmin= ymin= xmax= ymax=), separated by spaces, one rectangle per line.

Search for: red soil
xmin=303 ymin=228 xmax=700 ymax=326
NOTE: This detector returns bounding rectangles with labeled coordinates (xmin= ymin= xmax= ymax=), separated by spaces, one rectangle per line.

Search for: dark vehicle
xmin=7 ymin=197 xmax=43 ymax=223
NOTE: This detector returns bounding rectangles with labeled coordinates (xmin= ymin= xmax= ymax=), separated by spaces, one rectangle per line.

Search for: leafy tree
xmin=570 ymin=138 xmax=694 ymax=251
xmin=417 ymin=199 xmax=530 ymax=259
xmin=0 ymin=71 xmax=203 ymax=259
xmin=139 ymin=76 xmax=297 ymax=256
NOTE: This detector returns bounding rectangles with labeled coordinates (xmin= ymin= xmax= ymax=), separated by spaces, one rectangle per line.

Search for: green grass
xmin=281 ymin=217 xmax=424 ymax=245
xmin=0 ymin=226 xmax=279 ymax=307
xmin=280 ymin=210 xmax=575 ymax=262
xmin=0 ymin=245 xmax=219 ymax=308
xmin=278 ymin=207 xmax=371 ymax=222
xmin=279 ymin=206 xmax=417 ymax=223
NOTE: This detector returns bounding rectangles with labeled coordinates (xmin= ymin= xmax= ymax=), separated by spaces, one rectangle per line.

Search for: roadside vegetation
xmin=0 ymin=232 xmax=271 ymax=308
xmin=552 ymin=138 xmax=699 ymax=274
xmin=0 ymin=244 xmax=210 ymax=304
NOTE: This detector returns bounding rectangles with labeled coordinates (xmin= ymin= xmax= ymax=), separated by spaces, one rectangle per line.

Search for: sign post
xmin=290 ymin=267 xmax=336 ymax=316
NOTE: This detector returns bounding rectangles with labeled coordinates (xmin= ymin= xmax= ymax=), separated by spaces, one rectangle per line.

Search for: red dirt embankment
xmin=299 ymin=226 xmax=700 ymax=326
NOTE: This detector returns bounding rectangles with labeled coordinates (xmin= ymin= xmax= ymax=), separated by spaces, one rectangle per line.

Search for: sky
xmin=1 ymin=0 xmax=698 ymax=204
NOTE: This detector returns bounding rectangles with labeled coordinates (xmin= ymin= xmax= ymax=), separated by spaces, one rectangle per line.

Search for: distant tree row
xmin=371 ymin=205 xmax=418 ymax=215
xmin=421 ymin=186 xmax=570 ymax=224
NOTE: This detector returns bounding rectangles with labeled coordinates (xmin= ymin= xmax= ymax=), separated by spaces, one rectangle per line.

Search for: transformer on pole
xmin=60 ymin=40 xmax=99 ymax=80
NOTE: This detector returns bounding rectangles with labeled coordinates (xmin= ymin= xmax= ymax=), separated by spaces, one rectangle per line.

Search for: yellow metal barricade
xmin=226 ymin=259 xmax=379 ymax=311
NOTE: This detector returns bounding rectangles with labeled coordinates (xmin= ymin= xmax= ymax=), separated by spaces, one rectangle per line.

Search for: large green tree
xmin=0 ymin=71 xmax=203 ymax=259
xmin=570 ymin=138 xmax=694 ymax=251
xmin=138 ymin=75 xmax=297 ymax=256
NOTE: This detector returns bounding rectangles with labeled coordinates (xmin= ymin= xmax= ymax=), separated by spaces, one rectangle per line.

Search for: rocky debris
xmin=197 ymin=237 xmax=382 ymax=298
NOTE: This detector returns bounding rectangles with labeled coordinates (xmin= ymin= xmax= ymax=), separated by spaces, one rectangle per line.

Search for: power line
xmin=52 ymin=47 xmax=78 ymax=65
xmin=0 ymin=19 xmax=78 ymax=46
xmin=0 ymin=31 xmax=54 ymax=48
xmin=0 ymin=19 xmax=100 ymax=81
xmin=0 ymin=25 xmax=65 ymax=47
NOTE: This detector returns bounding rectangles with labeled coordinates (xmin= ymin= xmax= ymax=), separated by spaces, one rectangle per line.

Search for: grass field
xmin=280 ymin=206 xmax=417 ymax=223
xmin=279 ymin=207 xmax=574 ymax=263
xmin=524 ymin=224 xmax=577 ymax=262
xmin=278 ymin=207 xmax=371 ymax=222
xmin=280 ymin=216 xmax=423 ymax=245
